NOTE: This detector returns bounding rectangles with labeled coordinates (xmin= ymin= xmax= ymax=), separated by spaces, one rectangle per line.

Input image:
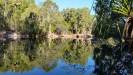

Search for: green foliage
xmin=23 ymin=12 xmax=40 ymax=36
xmin=93 ymin=0 xmax=131 ymax=39
xmin=93 ymin=0 xmax=133 ymax=39
xmin=63 ymin=8 xmax=93 ymax=34
xmin=0 ymin=0 xmax=93 ymax=35
xmin=0 ymin=3 xmax=9 ymax=30
xmin=39 ymin=0 xmax=59 ymax=33
xmin=112 ymin=0 xmax=133 ymax=16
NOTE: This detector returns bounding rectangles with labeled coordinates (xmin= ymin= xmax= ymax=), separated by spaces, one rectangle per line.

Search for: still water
xmin=0 ymin=38 xmax=132 ymax=75
xmin=0 ymin=39 xmax=95 ymax=75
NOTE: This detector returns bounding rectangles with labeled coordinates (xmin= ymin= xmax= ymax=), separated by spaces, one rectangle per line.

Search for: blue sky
xmin=35 ymin=0 xmax=95 ymax=14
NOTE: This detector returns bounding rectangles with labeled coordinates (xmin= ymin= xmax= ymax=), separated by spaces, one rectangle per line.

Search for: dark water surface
xmin=0 ymin=39 xmax=133 ymax=75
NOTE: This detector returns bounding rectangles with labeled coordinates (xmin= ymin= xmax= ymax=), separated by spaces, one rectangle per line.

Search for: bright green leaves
xmin=112 ymin=0 xmax=133 ymax=16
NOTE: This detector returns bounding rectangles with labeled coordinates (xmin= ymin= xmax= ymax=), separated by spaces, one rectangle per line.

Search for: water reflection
xmin=0 ymin=39 xmax=94 ymax=75
xmin=1 ymin=38 xmax=132 ymax=75
xmin=93 ymin=43 xmax=133 ymax=75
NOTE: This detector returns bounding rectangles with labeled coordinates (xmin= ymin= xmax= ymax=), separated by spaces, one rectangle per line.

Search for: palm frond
xmin=112 ymin=0 xmax=131 ymax=16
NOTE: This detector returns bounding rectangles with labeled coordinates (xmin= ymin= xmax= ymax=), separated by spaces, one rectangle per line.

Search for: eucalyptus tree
xmin=78 ymin=8 xmax=93 ymax=34
xmin=1 ymin=0 xmax=36 ymax=32
xmin=24 ymin=12 xmax=40 ymax=37
xmin=63 ymin=8 xmax=93 ymax=34
xmin=40 ymin=0 xmax=63 ymax=34
xmin=63 ymin=8 xmax=78 ymax=34
xmin=0 ymin=0 xmax=9 ymax=30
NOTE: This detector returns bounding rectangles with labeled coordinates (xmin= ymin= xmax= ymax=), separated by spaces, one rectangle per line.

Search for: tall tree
xmin=0 ymin=0 xmax=9 ymax=30
xmin=78 ymin=8 xmax=93 ymax=34
xmin=40 ymin=0 xmax=59 ymax=35
xmin=2 ymin=0 xmax=36 ymax=31
xmin=63 ymin=8 xmax=93 ymax=34
xmin=63 ymin=8 xmax=78 ymax=34
xmin=24 ymin=12 xmax=39 ymax=38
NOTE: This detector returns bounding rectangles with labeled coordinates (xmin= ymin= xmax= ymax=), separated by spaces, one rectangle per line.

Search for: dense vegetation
xmin=0 ymin=0 xmax=93 ymax=38
xmin=0 ymin=0 xmax=133 ymax=75
xmin=0 ymin=0 xmax=132 ymax=40
xmin=93 ymin=0 xmax=133 ymax=74
xmin=93 ymin=0 xmax=133 ymax=40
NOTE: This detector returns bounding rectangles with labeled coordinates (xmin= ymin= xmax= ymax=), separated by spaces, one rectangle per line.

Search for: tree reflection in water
xmin=0 ymin=38 xmax=93 ymax=74
xmin=93 ymin=43 xmax=133 ymax=75
xmin=0 ymin=38 xmax=133 ymax=75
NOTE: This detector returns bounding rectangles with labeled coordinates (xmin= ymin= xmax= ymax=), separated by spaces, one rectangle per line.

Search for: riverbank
xmin=47 ymin=33 xmax=93 ymax=39
xmin=0 ymin=31 xmax=93 ymax=40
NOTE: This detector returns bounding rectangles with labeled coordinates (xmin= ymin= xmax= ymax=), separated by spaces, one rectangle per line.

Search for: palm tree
xmin=112 ymin=0 xmax=133 ymax=39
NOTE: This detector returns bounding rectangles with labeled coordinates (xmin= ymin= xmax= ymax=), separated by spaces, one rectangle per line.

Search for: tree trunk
xmin=122 ymin=17 xmax=133 ymax=39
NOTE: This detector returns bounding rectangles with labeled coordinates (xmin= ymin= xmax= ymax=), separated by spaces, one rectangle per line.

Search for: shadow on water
xmin=93 ymin=42 xmax=133 ymax=75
